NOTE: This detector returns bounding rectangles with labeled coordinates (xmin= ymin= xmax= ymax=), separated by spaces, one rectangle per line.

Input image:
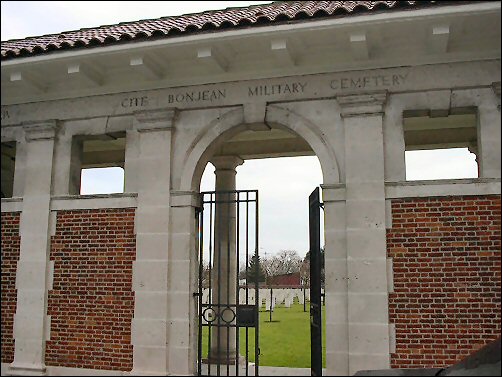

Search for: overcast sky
xmin=2 ymin=1 xmax=478 ymax=258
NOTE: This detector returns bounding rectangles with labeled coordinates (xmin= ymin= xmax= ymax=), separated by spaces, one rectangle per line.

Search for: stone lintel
xmin=134 ymin=109 xmax=177 ymax=132
xmin=337 ymin=91 xmax=388 ymax=118
xmin=211 ymin=155 xmax=244 ymax=171
xmin=22 ymin=120 xmax=58 ymax=141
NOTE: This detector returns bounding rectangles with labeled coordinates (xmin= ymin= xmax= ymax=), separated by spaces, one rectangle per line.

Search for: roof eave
xmin=2 ymin=1 xmax=499 ymax=68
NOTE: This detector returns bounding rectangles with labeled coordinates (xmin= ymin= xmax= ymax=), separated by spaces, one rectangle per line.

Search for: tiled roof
xmin=1 ymin=1 xmax=468 ymax=60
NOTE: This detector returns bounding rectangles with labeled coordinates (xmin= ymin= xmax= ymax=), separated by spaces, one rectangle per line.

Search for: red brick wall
xmin=1 ymin=212 xmax=21 ymax=363
xmin=387 ymin=195 xmax=501 ymax=368
xmin=46 ymin=208 xmax=136 ymax=371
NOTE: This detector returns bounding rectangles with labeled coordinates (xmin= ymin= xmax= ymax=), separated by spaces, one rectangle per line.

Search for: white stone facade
xmin=1 ymin=2 xmax=500 ymax=376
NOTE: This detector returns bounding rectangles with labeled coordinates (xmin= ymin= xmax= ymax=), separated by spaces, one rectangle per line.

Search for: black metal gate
xmin=196 ymin=190 xmax=260 ymax=376
xmin=309 ymin=187 xmax=323 ymax=376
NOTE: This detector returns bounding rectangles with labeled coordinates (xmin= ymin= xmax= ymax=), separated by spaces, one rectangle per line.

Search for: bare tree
xmin=200 ymin=261 xmax=211 ymax=288
xmin=261 ymin=250 xmax=302 ymax=278
xmin=300 ymin=248 xmax=325 ymax=288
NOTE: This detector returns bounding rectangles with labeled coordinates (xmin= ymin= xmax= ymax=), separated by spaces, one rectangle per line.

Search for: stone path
xmin=201 ymin=363 xmax=326 ymax=376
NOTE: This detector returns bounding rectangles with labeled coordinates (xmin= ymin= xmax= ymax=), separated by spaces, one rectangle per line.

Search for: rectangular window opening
xmin=403 ymin=109 xmax=479 ymax=181
xmin=80 ymin=166 xmax=125 ymax=195
xmin=71 ymin=132 xmax=126 ymax=195
xmin=405 ymin=147 xmax=478 ymax=181
xmin=1 ymin=141 xmax=16 ymax=198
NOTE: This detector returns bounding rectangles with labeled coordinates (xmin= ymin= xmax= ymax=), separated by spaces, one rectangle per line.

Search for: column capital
xmin=22 ymin=120 xmax=59 ymax=141
xmin=134 ymin=108 xmax=177 ymax=132
xmin=211 ymin=155 xmax=244 ymax=171
xmin=337 ymin=91 xmax=388 ymax=118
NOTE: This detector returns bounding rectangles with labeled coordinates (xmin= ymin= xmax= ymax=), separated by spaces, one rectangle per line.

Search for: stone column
xmin=451 ymin=86 xmax=500 ymax=179
xmin=322 ymin=184 xmax=349 ymax=376
xmin=337 ymin=92 xmax=391 ymax=374
xmin=51 ymin=128 xmax=81 ymax=196
xmin=131 ymin=109 xmax=175 ymax=375
xmin=10 ymin=121 xmax=58 ymax=375
xmin=12 ymin=138 xmax=27 ymax=198
xmin=124 ymin=129 xmax=140 ymax=193
xmin=168 ymin=191 xmax=200 ymax=375
xmin=477 ymin=82 xmax=501 ymax=178
xmin=209 ymin=155 xmax=243 ymax=364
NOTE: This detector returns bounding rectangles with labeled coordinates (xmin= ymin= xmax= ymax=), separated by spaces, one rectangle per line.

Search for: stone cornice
xmin=133 ymin=108 xmax=177 ymax=132
xmin=22 ymin=120 xmax=59 ymax=141
xmin=337 ymin=91 xmax=388 ymax=117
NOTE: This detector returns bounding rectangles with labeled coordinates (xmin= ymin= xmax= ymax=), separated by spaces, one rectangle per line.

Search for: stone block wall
xmin=387 ymin=195 xmax=501 ymax=368
xmin=45 ymin=208 xmax=136 ymax=371
xmin=1 ymin=212 xmax=21 ymax=363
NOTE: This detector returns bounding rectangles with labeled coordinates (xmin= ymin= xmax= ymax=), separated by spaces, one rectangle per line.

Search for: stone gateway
xmin=1 ymin=1 xmax=500 ymax=376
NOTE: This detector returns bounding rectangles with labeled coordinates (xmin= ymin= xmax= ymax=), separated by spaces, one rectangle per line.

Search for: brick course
xmin=45 ymin=208 xmax=136 ymax=371
xmin=387 ymin=195 xmax=501 ymax=368
xmin=1 ymin=212 xmax=21 ymax=363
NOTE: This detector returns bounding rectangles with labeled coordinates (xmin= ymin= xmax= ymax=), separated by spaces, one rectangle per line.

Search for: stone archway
xmin=168 ymin=103 xmax=341 ymax=374
xmin=179 ymin=104 xmax=340 ymax=192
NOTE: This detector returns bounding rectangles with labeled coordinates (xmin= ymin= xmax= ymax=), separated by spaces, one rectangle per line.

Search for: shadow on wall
xmin=354 ymin=337 xmax=501 ymax=376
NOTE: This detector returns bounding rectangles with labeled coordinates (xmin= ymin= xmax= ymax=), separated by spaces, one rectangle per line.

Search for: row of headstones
xmin=201 ymin=288 xmax=323 ymax=310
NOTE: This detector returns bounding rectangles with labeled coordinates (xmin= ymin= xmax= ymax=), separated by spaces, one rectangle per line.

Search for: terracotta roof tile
xmin=0 ymin=1 xmax=471 ymax=60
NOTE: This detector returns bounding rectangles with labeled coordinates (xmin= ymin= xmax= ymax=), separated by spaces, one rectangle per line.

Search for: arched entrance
xmin=169 ymin=104 xmax=340 ymax=375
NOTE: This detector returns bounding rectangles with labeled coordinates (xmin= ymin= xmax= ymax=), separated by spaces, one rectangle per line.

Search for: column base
xmin=130 ymin=370 xmax=168 ymax=376
xmin=204 ymin=353 xmax=243 ymax=365
xmin=8 ymin=363 xmax=46 ymax=376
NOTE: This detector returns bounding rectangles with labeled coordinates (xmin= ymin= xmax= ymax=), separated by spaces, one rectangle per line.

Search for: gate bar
xmin=309 ymin=187 xmax=323 ymax=376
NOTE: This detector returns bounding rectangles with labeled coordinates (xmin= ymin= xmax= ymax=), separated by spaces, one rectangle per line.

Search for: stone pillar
xmin=12 ymin=139 xmax=27 ymax=198
xmin=322 ymin=184 xmax=349 ymax=376
xmin=168 ymin=191 xmax=200 ymax=375
xmin=10 ymin=121 xmax=58 ymax=375
xmin=131 ymin=109 xmax=175 ymax=375
xmin=337 ymin=92 xmax=391 ymax=374
xmin=124 ymin=129 xmax=140 ymax=193
xmin=51 ymin=127 xmax=81 ymax=196
xmin=383 ymin=95 xmax=406 ymax=182
xmin=451 ymin=86 xmax=500 ymax=179
xmin=477 ymin=82 xmax=501 ymax=178
xmin=209 ymin=155 xmax=243 ymax=364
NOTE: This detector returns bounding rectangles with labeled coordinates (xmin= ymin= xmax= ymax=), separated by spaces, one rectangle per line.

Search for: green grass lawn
xmin=201 ymin=302 xmax=326 ymax=368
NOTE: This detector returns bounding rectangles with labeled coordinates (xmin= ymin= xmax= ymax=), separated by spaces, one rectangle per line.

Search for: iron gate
xmin=197 ymin=190 xmax=260 ymax=376
xmin=309 ymin=187 xmax=323 ymax=376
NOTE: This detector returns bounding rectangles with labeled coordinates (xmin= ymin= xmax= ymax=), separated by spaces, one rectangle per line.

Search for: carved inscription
xmin=167 ymin=89 xmax=225 ymax=104
xmin=121 ymin=96 xmax=149 ymax=108
xmin=330 ymin=73 xmax=408 ymax=90
xmin=248 ymin=82 xmax=307 ymax=97
xmin=116 ymin=70 xmax=411 ymax=110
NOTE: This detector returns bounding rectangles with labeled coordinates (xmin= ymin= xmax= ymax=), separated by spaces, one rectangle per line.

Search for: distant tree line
xmin=200 ymin=248 xmax=325 ymax=288
xmin=242 ymin=248 xmax=325 ymax=287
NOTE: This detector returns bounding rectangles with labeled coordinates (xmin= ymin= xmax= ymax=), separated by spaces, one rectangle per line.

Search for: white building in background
xmin=1 ymin=1 xmax=500 ymax=376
